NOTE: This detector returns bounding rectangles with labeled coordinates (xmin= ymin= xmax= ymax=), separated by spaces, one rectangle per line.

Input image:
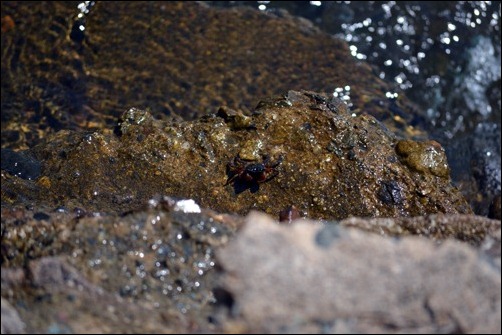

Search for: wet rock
xmin=0 ymin=148 xmax=42 ymax=181
xmin=1 ymin=267 xmax=25 ymax=288
xmin=377 ymin=180 xmax=405 ymax=205
xmin=1 ymin=0 xmax=495 ymax=221
xmin=2 ymin=257 xmax=188 ymax=334
xmin=489 ymin=195 xmax=501 ymax=220
xmin=471 ymin=123 xmax=501 ymax=198
xmin=238 ymin=139 xmax=264 ymax=161
xmin=217 ymin=212 xmax=501 ymax=334
xmin=446 ymin=122 xmax=501 ymax=216
xmin=1 ymin=200 xmax=241 ymax=333
xmin=395 ymin=139 xmax=449 ymax=177
xmin=1 ymin=91 xmax=471 ymax=219
xmin=28 ymin=257 xmax=103 ymax=293
xmin=216 ymin=106 xmax=255 ymax=131
xmin=0 ymin=2 xmax=497 ymax=333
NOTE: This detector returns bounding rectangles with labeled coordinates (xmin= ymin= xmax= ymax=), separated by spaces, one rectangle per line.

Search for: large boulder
xmin=2 ymin=91 xmax=470 ymax=219
xmin=217 ymin=212 xmax=501 ymax=333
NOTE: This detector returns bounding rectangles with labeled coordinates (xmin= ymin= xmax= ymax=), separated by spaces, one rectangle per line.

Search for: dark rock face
xmin=217 ymin=212 xmax=501 ymax=334
xmin=0 ymin=148 xmax=41 ymax=181
xmin=2 ymin=91 xmax=471 ymax=219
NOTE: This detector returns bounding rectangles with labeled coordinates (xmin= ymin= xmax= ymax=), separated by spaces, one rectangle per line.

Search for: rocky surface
xmin=1 ymin=1 xmax=498 ymax=215
xmin=1 ymin=298 xmax=25 ymax=334
xmin=217 ymin=212 xmax=501 ymax=334
xmin=1 ymin=200 xmax=241 ymax=333
xmin=1 ymin=1 xmax=499 ymax=334
xmin=339 ymin=214 xmax=501 ymax=247
xmin=1 ymin=91 xmax=471 ymax=220
xmin=2 ymin=208 xmax=499 ymax=334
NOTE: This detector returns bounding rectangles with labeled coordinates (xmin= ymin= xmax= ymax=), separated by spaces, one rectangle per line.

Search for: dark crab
xmin=225 ymin=154 xmax=283 ymax=186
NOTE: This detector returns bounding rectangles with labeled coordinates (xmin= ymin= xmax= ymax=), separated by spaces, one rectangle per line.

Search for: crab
xmin=225 ymin=154 xmax=283 ymax=186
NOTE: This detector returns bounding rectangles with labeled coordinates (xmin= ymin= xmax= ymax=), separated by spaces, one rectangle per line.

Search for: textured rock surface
xmin=1 ymin=205 xmax=499 ymax=333
xmin=339 ymin=214 xmax=501 ymax=246
xmin=217 ymin=212 xmax=501 ymax=333
xmin=1 ymin=200 xmax=240 ymax=333
xmin=1 ymin=0 xmax=497 ymax=221
xmin=2 ymin=91 xmax=471 ymax=220
xmin=1 ymin=2 xmax=498 ymax=333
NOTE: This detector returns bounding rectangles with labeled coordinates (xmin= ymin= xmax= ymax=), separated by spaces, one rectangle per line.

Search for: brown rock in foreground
xmin=1 ymin=204 xmax=499 ymax=333
xmin=217 ymin=212 xmax=501 ymax=334
xmin=2 ymin=91 xmax=471 ymax=220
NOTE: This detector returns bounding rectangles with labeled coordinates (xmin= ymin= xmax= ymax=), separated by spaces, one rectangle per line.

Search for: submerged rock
xmin=1 ymin=1 xmax=424 ymax=151
xmin=0 ymin=148 xmax=41 ymax=181
xmin=2 ymin=91 xmax=471 ymax=219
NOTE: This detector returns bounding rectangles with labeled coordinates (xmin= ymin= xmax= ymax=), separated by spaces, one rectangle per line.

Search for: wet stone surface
xmin=2 ymin=91 xmax=471 ymax=220
xmin=1 ymin=200 xmax=242 ymax=333
xmin=1 ymin=1 xmax=496 ymax=213
xmin=339 ymin=214 xmax=501 ymax=249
